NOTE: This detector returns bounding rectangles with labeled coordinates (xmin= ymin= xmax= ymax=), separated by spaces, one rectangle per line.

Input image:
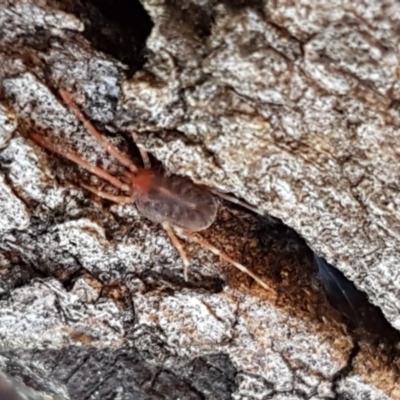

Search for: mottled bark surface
xmin=0 ymin=0 xmax=400 ymax=399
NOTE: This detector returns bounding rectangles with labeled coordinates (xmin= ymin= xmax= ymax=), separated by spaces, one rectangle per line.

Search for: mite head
xmin=130 ymin=169 xmax=155 ymax=197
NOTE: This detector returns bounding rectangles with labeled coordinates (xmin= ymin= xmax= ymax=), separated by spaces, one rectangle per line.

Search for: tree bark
xmin=0 ymin=0 xmax=399 ymax=399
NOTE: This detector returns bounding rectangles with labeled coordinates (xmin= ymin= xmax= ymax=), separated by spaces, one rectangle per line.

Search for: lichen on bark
xmin=0 ymin=0 xmax=400 ymax=399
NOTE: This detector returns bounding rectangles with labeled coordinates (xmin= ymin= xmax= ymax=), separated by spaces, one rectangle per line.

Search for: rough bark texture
xmin=0 ymin=0 xmax=400 ymax=399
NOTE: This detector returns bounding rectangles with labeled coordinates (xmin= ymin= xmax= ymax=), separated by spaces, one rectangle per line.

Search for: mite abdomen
xmin=134 ymin=171 xmax=218 ymax=231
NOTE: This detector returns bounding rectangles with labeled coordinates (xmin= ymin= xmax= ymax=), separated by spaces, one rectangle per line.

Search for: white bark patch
xmin=0 ymin=279 xmax=125 ymax=349
xmin=0 ymin=173 xmax=30 ymax=232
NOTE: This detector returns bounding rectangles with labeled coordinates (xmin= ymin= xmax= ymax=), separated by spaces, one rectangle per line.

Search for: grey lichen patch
xmin=0 ymin=278 xmax=126 ymax=349
xmin=0 ymin=102 xmax=17 ymax=149
xmin=0 ymin=135 xmax=65 ymax=206
xmin=0 ymin=173 xmax=30 ymax=233
xmin=38 ymin=215 xmax=202 ymax=279
xmin=70 ymin=273 xmax=102 ymax=304
xmin=6 ymin=207 xmax=197 ymax=288
xmin=336 ymin=375 xmax=394 ymax=400
xmin=134 ymin=290 xmax=238 ymax=351
xmin=0 ymin=0 xmax=83 ymax=45
xmin=303 ymin=24 xmax=398 ymax=96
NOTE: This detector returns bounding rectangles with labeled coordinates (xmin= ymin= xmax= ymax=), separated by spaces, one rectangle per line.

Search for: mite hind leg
xmin=161 ymin=222 xmax=190 ymax=281
xmin=174 ymin=227 xmax=275 ymax=294
xmin=209 ymin=189 xmax=263 ymax=216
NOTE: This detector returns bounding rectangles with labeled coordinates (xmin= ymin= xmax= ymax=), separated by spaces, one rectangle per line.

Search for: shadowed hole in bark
xmin=0 ymin=254 xmax=46 ymax=299
xmin=164 ymin=0 xmax=216 ymax=39
xmin=235 ymin=210 xmax=400 ymax=348
xmin=160 ymin=0 xmax=266 ymax=41
xmin=314 ymin=255 xmax=400 ymax=343
xmin=66 ymin=0 xmax=153 ymax=74
xmin=221 ymin=0 xmax=265 ymax=13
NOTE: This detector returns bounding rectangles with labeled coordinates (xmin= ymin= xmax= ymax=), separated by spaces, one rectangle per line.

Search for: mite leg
xmin=59 ymin=89 xmax=138 ymax=173
xmin=121 ymin=175 xmax=131 ymax=185
xmin=161 ymin=222 xmax=190 ymax=281
xmin=132 ymin=132 xmax=151 ymax=169
xmin=175 ymin=228 xmax=274 ymax=293
xmin=121 ymin=170 xmax=135 ymax=185
xmin=122 ymin=170 xmax=135 ymax=181
xmin=209 ymin=189 xmax=263 ymax=216
xmin=81 ymin=183 xmax=135 ymax=204
xmin=31 ymin=133 xmax=130 ymax=192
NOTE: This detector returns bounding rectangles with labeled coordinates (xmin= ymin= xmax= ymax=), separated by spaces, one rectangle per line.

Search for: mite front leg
xmin=174 ymin=227 xmax=275 ymax=293
xmin=80 ymin=183 xmax=135 ymax=204
xmin=59 ymin=89 xmax=139 ymax=173
xmin=161 ymin=222 xmax=190 ymax=280
xmin=31 ymin=133 xmax=129 ymax=192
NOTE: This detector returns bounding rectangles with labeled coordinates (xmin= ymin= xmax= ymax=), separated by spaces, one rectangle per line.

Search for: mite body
xmin=31 ymin=90 xmax=271 ymax=292
xmin=134 ymin=170 xmax=218 ymax=231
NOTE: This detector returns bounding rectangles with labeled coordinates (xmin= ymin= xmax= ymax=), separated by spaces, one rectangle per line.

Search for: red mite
xmin=31 ymin=89 xmax=271 ymax=291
